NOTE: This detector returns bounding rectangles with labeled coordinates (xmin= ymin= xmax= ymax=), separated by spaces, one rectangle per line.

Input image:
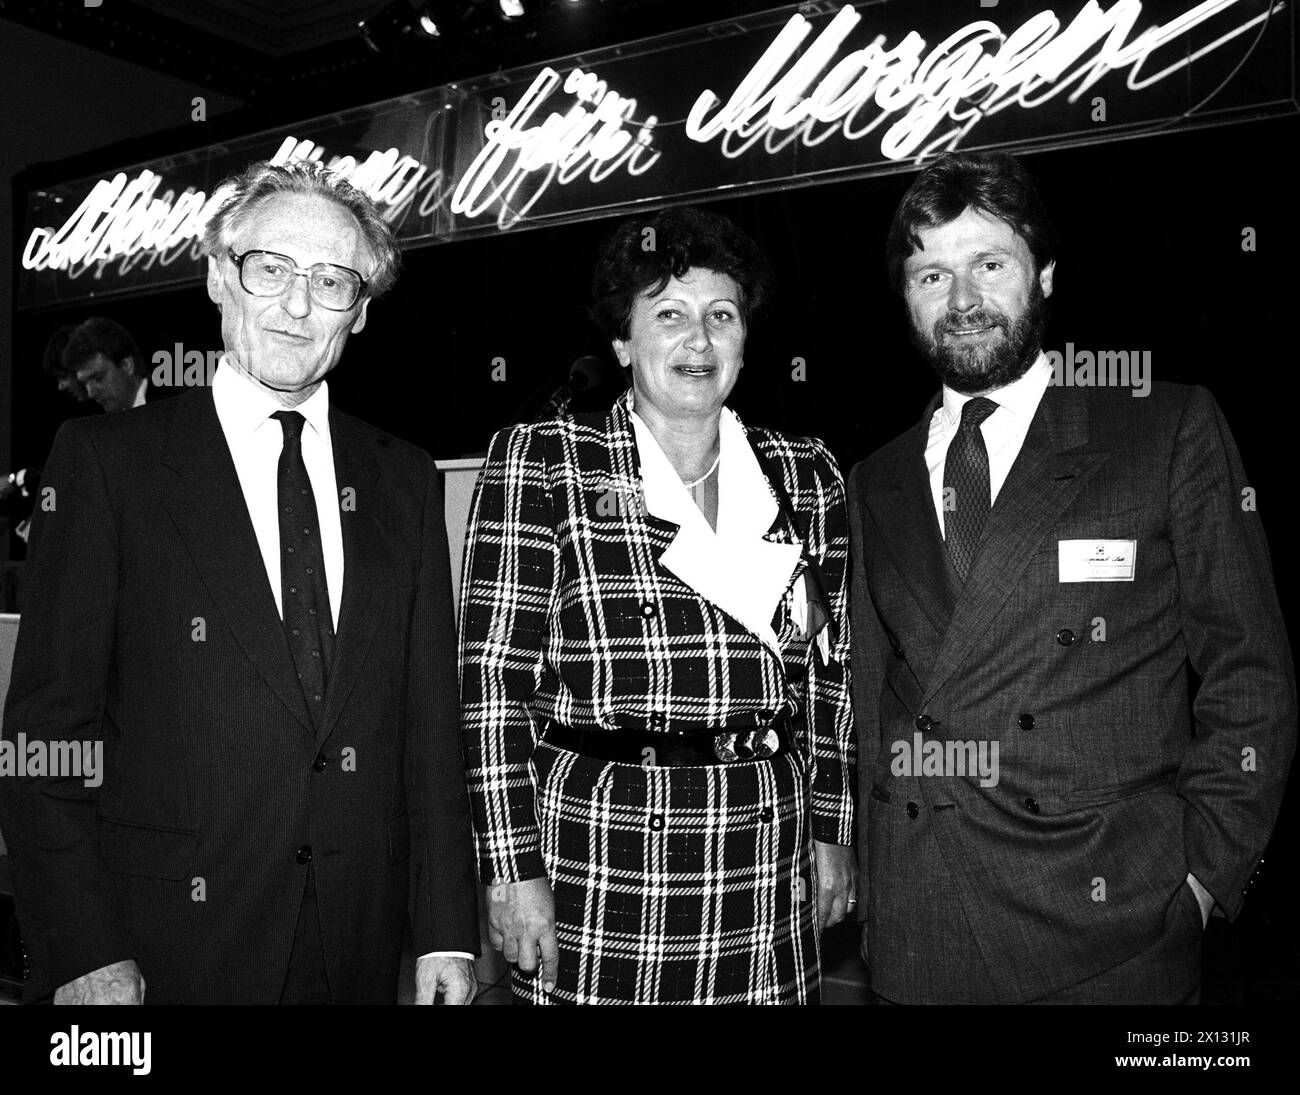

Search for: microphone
xmin=1 ymin=470 xmax=30 ymax=504
xmin=1 ymin=468 xmax=41 ymax=518
xmin=528 ymin=355 xmax=622 ymax=422
xmin=568 ymin=355 xmax=605 ymax=393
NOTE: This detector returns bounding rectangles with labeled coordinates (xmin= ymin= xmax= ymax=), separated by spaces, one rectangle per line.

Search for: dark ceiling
xmin=0 ymin=0 xmax=790 ymax=120
xmin=129 ymin=0 xmax=394 ymax=55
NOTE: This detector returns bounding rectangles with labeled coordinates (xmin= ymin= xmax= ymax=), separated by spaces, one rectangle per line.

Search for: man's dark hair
xmin=40 ymin=324 xmax=79 ymax=377
xmin=63 ymin=317 xmax=143 ymax=376
xmin=885 ymin=151 xmax=1058 ymax=293
xmin=590 ymin=205 xmax=774 ymax=341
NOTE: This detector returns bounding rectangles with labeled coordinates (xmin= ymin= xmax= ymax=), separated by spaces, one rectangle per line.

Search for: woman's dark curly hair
xmin=590 ymin=205 xmax=774 ymax=341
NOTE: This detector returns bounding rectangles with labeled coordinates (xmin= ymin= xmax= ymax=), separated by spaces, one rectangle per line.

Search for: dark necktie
xmin=942 ymin=396 xmax=998 ymax=584
xmin=272 ymin=410 xmax=334 ymax=713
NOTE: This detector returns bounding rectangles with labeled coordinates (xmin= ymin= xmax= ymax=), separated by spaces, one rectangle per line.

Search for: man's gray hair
xmin=201 ymin=159 xmax=401 ymax=300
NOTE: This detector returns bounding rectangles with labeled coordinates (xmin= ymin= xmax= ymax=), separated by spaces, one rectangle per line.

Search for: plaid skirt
xmin=515 ymin=734 xmax=820 ymax=1004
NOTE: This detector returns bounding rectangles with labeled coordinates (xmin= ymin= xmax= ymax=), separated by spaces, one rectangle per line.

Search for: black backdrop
xmin=8 ymin=110 xmax=1298 ymax=1000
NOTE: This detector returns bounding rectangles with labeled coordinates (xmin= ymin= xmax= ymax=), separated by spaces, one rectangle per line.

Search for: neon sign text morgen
xmin=687 ymin=0 xmax=1283 ymax=161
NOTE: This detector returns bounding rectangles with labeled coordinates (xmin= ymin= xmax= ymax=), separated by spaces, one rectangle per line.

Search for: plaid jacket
xmin=459 ymin=393 xmax=855 ymax=883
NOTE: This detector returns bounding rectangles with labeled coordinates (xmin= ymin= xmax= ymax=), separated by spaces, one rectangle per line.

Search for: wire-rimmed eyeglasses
xmin=228 ymin=248 xmax=367 ymax=311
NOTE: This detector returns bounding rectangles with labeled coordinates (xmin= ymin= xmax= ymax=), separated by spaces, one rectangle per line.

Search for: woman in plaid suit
xmin=459 ymin=207 xmax=856 ymax=1004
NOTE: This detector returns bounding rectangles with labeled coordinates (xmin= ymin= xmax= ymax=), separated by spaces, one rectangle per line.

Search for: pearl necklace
xmin=681 ymin=453 xmax=720 ymax=490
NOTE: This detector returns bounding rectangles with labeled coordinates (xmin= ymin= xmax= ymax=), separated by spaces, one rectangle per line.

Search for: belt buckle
xmin=713 ymin=727 xmax=780 ymax=763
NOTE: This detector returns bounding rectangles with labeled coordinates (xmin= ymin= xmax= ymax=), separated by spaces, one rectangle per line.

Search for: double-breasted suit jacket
xmin=848 ymin=380 xmax=1295 ymax=1003
xmin=0 ymin=386 xmax=479 ymax=1003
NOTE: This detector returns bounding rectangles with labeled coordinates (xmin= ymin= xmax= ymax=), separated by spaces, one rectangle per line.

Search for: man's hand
xmin=487 ymin=876 xmax=559 ymax=994
xmin=54 ymin=960 xmax=145 ymax=1005
xmin=414 ymin=955 xmax=477 ymax=1005
xmin=814 ymin=839 xmax=857 ymax=932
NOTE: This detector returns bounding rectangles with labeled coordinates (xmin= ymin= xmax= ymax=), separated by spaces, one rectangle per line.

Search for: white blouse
xmin=629 ymin=404 xmax=803 ymax=657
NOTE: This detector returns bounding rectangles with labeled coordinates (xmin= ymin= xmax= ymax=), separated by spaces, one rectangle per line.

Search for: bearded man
xmin=845 ymin=151 xmax=1294 ymax=1004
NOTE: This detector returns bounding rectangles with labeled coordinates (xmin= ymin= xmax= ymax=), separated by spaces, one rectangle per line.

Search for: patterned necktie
xmin=942 ymin=396 xmax=998 ymax=584
xmin=272 ymin=410 xmax=334 ymax=713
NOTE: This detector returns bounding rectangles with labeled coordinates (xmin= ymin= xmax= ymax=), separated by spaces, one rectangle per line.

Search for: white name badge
xmin=1058 ymin=539 xmax=1137 ymax=582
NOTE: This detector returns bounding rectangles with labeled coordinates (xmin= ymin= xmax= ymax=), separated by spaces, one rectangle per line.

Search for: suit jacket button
xmin=312 ymin=754 xmax=328 ymax=772
xmin=915 ymin=714 xmax=933 ymax=732
xmin=649 ymin=712 xmax=666 ymax=729
xmin=759 ymin=806 xmax=775 ymax=823
xmin=1018 ymin=713 xmax=1035 ymax=731
xmin=1024 ymin=798 xmax=1040 ymax=814
xmin=640 ymin=600 xmax=658 ymax=618
xmin=649 ymin=813 xmax=665 ymax=832
xmin=296 ymin=845 xmax=313 ymax=864
xmin=1056 ymin=628 xmax=1075 ymax=646
xmin=906 ymin=801 xmax=919 ymax=819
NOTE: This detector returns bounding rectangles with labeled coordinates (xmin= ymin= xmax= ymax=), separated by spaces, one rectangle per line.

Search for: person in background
xmin=460 ymin=205 xmax=856 ymax=1005
xmin=40 ymin=323 xmax=89 ymax=404
xmin=13 ymin=321 xmax=171 ymax=542
xmin=62 ymin=317 xmax=148 ymax=413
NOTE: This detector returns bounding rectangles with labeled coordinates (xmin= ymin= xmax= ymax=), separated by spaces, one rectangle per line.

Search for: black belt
xmin=541 ymin=719 xmax=790 ymax=767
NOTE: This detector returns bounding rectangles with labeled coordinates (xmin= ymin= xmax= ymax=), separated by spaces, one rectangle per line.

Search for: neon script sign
xmin=272 ymin=64 xmax=660 ymax=233
xmin=687 ymin=0 xmax=1285 ymax=160
xmin=19 ymin=0 xmax=1290 ymax=307
xmin=22 ymin=63 xmax=656 ymax=277
xmin=451 ymin=66 xmax=661 ymax=227
xmin=22 ymin=170 xmax=218 ymax=276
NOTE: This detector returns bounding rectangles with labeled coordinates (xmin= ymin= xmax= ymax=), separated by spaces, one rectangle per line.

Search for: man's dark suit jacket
xmin=0 ymin=387 xmax=479 ymax=1003
xmin=141 ymin=377 xmax=179 ymax=405
xmin=847 ymin=381 xmax=1295 ymax=1003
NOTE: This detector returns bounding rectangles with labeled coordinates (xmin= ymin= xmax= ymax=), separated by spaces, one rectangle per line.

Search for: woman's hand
xmin=814 ymin=840 xmax=858 ymax=932
xmin=487 ymin=877 xmax=559 ymax=993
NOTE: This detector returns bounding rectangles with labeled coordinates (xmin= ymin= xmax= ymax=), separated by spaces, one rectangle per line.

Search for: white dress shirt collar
xmin=211 ymin=357 xmax=331 ymax=437
xmin=937 ymin=351 xmax=1052 ymax=428
xmin=926 ymin=352 xmax=1054 ymax=535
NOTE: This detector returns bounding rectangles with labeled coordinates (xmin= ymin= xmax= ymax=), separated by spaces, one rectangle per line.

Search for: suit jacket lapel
xmin=319 ymin=410 xmax=387 ymax=744
xmin=864 ymin=395 xmax=956 ymax=638
xmin=923 ymin=385 xmax=1111 ymax=704
xmin=162 ymin=389 xmax=314 ymax=734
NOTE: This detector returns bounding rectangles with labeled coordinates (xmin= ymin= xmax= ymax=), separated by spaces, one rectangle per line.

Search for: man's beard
xmin=910 ymin=285 xmax=1048 ymax=394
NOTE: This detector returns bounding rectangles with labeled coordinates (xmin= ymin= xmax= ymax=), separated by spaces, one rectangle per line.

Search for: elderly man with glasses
xmin=0 ymin=159 xmax=479 ymax=1004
